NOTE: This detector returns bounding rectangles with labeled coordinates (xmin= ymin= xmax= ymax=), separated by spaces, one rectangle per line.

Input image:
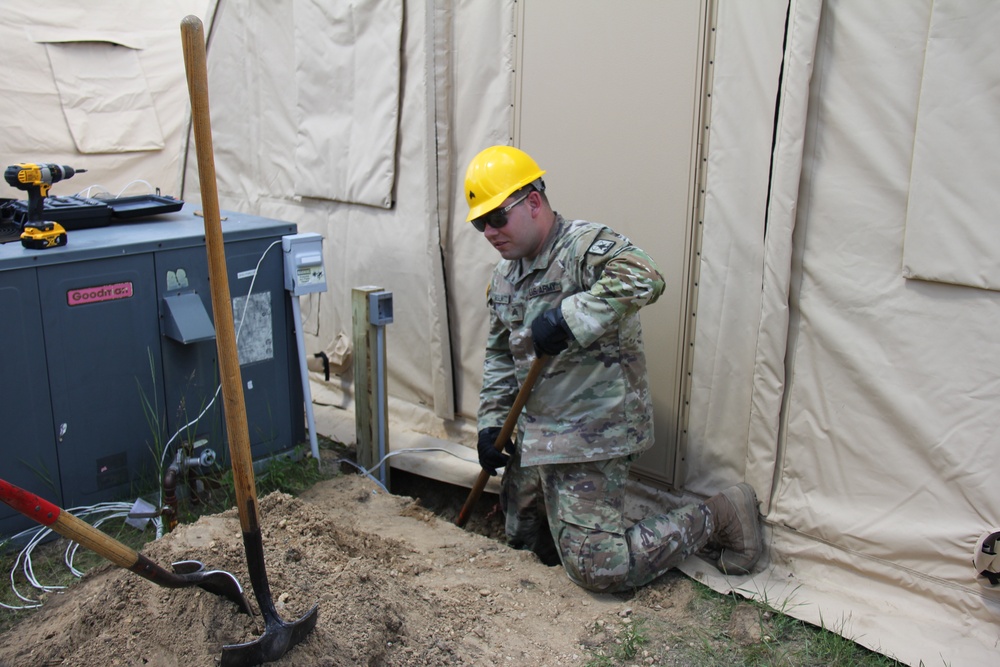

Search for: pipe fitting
xmin=163 ymin=462 xmax=180 ymax=532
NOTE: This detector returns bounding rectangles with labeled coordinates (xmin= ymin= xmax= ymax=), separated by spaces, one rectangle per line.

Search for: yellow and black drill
xmin=4 ymin=163 xmax=87 ymax=249
xmin=4 ymin=163 xmax=86 ymax=224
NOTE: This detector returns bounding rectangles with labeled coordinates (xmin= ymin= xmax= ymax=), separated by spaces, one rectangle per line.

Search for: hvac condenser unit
xmin=0 ymin=205 xmax=306 ymax=537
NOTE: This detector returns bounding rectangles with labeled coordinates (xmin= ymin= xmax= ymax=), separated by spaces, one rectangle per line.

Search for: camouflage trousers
xmin=501 ymin=450 xmax=713 ymax=593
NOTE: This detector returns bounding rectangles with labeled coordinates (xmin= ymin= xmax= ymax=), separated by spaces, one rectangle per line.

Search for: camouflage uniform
xmin=480 ymin=214 xmax=713 ymax=592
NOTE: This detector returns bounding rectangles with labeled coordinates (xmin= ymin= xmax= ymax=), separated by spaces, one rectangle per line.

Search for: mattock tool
xmin=0 ymin=478 xmax=252 ymax=615
xmin=180 ymin=15 xmax=319 ymax=666
xmin=456 ymin=355 xmax=548 ymax=528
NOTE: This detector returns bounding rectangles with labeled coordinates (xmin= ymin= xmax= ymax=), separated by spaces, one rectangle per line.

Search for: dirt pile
xmin=0 ymin=473 xmax=721 ymax=667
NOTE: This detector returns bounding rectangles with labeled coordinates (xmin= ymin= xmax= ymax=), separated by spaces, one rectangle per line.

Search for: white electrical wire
xmin=347 ymin=447 xmax=481 ymax=495
xmin=75 ymin=184 xmax=113 ymax=199
xmin=3 ymin=502 xmax=160 ymax=610
xmin=114 ymin=180 xmax=155 ymax=197
xmin=75 ymin=180 xmax=156 ymax=200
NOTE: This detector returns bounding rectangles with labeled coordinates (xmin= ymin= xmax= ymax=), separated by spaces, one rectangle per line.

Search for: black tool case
xmin=3 ymin=193 xmax=184 ymax=231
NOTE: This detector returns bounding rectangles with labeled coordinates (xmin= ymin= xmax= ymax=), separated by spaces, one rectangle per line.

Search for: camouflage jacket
xmin=478 ymin=214 xmax=665 ymax=466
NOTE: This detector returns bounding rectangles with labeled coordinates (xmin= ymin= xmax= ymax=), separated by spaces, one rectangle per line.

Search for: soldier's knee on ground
xmin=557 ymin=523 xmax=631 ymax=593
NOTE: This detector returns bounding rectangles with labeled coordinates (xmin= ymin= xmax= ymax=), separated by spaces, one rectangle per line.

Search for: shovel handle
xmin=0 ymin=477 xmax=252 ymax=605
xmin=456 ymin=355 xmax=548 ymax=527
xmin=0 ymin=478 xmax=138 ymax=569
xmin=181 ymin=15 xmax=260 ymax=535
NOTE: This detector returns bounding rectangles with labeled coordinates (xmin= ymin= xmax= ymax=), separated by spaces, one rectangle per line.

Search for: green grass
xmin=580 ymin=580 xmax=910 ymax=667
xmin=688 ymin=581 xmax=906 ymax=667
xmin=584 ymin=616 xmax=650 ymax=667
xmin=250 ymin=446 xmax=328 ymax=496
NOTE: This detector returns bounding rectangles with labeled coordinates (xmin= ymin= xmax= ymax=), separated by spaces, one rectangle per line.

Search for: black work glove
xmin=477 ymin=427 xmax=513 ymax=476
xmin=531 ymin=307 xmax=572 ymax=357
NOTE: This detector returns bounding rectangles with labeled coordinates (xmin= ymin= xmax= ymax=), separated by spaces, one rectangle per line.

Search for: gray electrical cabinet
xmin=0 ymin=205 xmax=305 ymax=538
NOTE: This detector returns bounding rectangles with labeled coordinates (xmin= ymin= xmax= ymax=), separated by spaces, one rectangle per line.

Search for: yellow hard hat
xmin=464 ymin=146 xmax=546 ymax=222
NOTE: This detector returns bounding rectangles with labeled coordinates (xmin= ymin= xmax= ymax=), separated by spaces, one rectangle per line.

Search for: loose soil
xmin=0 ymin=467 xmax=766 ymax=667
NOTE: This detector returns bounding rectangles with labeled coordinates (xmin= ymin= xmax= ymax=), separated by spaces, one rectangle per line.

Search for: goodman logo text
xmin=67 ymin=281 xmax=134 ymax=306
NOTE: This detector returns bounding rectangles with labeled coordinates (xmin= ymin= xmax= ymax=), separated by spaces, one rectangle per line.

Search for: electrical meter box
xmin=281 ymin=232 xmax=326 ymax=296
xmin=0 ymin=205 xmax=305 ymax=538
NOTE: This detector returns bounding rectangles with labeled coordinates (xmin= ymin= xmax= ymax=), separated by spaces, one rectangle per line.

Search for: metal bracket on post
xmin=352 ymin=287 xmax=393 ymax=487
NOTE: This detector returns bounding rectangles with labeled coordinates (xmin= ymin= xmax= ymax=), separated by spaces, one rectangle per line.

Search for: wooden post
xmin=352 ymin=286 xmax=391 ymax=486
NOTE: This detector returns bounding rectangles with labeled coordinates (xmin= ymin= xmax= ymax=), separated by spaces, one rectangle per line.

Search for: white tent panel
xmin=746 ymin=0 xmax=823 ymax=515
xmin=513 ymin=0 xmax=709 ymax=486
xmin=220 ymin=8 xmax=433 ymax=407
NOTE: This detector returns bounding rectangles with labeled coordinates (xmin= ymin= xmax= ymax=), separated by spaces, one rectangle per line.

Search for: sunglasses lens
xmin=472 ymin=210 xmax=506 ymax=232
xmin=473 ymin=190 xmax=533 ymax=233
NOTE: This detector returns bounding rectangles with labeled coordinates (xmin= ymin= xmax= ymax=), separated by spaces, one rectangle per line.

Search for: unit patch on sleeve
xmin=587 ymin=238 xmax=617 ymax=256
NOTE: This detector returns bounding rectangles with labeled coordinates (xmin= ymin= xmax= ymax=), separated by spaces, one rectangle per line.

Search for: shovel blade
xmin=220 ymin=604 xmax=318 ymax=667
xmin=172 ymin=560 xmax=253 ymax=616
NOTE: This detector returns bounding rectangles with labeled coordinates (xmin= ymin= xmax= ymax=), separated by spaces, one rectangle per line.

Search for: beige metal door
xmin=514 ymin=0 xmax=709 ymax=486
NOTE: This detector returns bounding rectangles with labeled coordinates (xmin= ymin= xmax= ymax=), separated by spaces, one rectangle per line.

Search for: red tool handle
xmin=0 ymin=478 xmax=61 ymax=526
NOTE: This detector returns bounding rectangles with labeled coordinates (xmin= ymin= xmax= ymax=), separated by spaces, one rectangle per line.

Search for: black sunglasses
xmin=471 ymin=191 xmax=531 ymax=232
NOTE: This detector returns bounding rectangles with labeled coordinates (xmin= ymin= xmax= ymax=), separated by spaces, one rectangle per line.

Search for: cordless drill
xmin=4 ymin=163 xmax=86 ymax=224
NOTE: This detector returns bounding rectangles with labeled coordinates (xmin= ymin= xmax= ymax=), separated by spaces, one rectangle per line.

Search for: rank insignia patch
xmin=587 ymin=238 xmax=617 ymax=255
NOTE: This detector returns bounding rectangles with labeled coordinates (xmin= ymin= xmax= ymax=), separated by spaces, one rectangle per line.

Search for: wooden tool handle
xmin=181 ymin=15 xmax=260 ymax=534
xmin=456 ymin=355 xmax=547 ymax=527
xmin=0 ymin=478 xmax=138 ymax=568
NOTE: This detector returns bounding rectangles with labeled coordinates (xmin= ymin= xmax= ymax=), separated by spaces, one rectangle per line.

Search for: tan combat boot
xmin=704 ymin=483 xmax=763 ymax=574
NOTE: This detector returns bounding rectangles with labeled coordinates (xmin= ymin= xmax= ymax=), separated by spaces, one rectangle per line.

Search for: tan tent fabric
xmin=0 ymin=0 xmax=217 ymax=194
xmin=442 ymin=1 xmax=519 ymax=420
xmin=745 ymin=0 xmax=823 ymax=516
xmin=25 ymin=27 xmax=148 ymax=50
xmin=684 ymin=0 xmax=789 ymax=498
xmin=293 ymin=0 xmax=402 ymax=208
xmin=181 ymin=1 xmax=1000 ymax=663
xmin=685 ymin=1 xmax=1000 ymax=665
xmin=902 ymin=2 xmax=1000 ymax=292
xmin=39 ymin=37 xmax=165 ymax=154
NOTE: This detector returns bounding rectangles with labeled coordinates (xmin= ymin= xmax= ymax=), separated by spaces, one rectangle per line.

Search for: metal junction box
xmin=0 ymin=205 xmax=305 ymax=538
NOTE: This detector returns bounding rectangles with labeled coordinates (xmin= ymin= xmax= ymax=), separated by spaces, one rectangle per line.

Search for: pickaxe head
xmin=221 ymin=603 xmax=318 ymax=666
